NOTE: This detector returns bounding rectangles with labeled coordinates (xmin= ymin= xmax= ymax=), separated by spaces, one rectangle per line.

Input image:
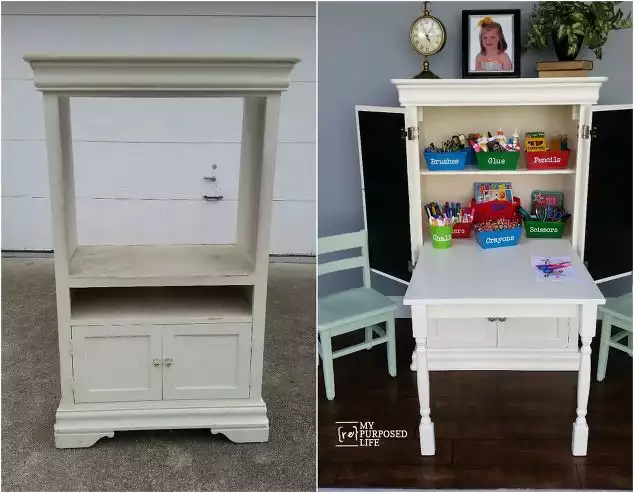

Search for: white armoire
xmin=356 ymin=78 xmax=632 ymax=371
xmin=25 ymin=54 xmax=298 ymax=448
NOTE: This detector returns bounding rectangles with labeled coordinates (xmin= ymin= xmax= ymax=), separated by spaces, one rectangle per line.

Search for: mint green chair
xmin=318 ymin=230 xmax=397 ymax=400
xmin=597 ymin=293 xmax=633 ymax=382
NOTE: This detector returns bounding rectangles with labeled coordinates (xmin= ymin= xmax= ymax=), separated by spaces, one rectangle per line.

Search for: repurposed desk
xmin=404 ymin=239 xmax=605 ymax=456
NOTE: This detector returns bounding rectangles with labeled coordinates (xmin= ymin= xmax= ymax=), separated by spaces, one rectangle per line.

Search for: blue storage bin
xmin=475 ymin=227 xmax=522 ymax=249
xmin=424 ymin=149 xmax=469 ymax=171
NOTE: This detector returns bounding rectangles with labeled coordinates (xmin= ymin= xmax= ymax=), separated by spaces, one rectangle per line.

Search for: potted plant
xmin=524 ymin=1 xmax=632 ymax=61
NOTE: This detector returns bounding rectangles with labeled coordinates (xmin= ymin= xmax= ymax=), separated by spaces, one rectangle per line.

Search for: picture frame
xmin=462 ymin=9 xmax=521 ymax=79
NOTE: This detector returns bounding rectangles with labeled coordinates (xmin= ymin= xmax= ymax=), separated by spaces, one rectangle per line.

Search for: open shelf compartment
xmin=68 ymin=244 xmax=256 ymax=288
xmin=70 ymin=285 xmax=253 ymax=325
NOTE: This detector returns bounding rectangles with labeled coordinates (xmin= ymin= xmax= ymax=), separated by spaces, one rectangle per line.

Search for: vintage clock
xmin=409 ymin=2 xmax=447 ymax=79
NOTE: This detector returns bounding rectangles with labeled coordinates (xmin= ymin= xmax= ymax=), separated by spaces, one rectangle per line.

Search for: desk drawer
xmin=498 ymin=318 xmax=569 ymax=348
xmin=428 ymin=304 xmax=577 ymax=319
xmin=428 ymin=318 xmax=497 ymax=348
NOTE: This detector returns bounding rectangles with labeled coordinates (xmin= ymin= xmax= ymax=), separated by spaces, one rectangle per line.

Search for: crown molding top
xmin=391 ymin=77 xmax=607 ymax=107
xmin=24 ymin=54 xmax=300 ymax=95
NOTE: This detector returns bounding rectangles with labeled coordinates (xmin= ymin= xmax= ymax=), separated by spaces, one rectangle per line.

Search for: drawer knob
xmin=164 ymin=357 xmax=173 ymax=368
xmin=152 ymin=358 xmax=162 ymax=367
xmin=487 ymin=317 xmax=496 ymax=322
xmin=498 ymin=317 xmax=507 ymax=322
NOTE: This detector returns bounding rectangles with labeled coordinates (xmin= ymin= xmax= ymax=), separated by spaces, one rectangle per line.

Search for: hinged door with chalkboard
xmin=355 ymin=106 xmax=413 ymax=285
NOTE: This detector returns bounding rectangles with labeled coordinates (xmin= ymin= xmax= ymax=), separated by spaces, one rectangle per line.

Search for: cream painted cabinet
xmin=25 ymin=55 xmax=298 ymax=448
xmin=162 ymin=324 xmax=252 ymax=400
xmin=71 ymin=325 xmax=163 ymax=403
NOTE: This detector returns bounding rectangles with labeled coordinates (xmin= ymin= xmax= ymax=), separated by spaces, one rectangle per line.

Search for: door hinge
xmin=401 ymin=127 xmax=418 ymax=141
xmin=580 ymin=124 xmax=593 ymax=139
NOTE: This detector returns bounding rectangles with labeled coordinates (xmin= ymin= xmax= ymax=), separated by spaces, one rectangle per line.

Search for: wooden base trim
xmin=54 ymin=400 xmax=269 ymax=448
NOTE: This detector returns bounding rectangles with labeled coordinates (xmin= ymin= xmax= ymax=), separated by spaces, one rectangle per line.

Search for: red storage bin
xmin=452 ymin=222 xmax=472 ymax=239
xmin=471 ymin=196 xmax=521 ymax=221
xmin=525 ymin=150 xmax=571 ymax=170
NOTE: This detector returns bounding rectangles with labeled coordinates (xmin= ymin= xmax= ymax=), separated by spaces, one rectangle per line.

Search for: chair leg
xmin=365 ymin=326 xmax=373 ymax=349
xmin=386 ymin=317 xmax=397 ymax=377
xmin=597 ymin=315 xmax=612 ymax=382
xmin=319 ymin=331 xmax=336 ymax=400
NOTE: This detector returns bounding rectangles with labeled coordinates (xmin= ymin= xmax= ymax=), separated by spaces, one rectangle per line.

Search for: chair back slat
xmin=318 ymin=230 xmax=371 ymax=287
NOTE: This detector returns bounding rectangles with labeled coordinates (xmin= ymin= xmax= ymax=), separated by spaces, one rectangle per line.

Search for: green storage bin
xmin=429 ymin=224 xmax=453 ymax=249
xmin=524 ymin=220 xmax=565 ymax=238
xmin=476 ymin=151 xmax=520 ymax=171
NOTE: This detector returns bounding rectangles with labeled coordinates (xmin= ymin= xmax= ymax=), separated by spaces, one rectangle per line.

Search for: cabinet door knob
xmin=498 ymin=317 xmax=507 ymax=322
xmin=164 ymin=357 xmax=173 ymax=367
xmin=487 ymin=317 xmax=496 ymax=322
xmin=152 ymin=358 xmax=162 ymax=367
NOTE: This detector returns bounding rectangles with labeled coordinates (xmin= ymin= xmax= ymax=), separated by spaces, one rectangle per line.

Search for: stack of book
xmin=536 ymin=60 xmax=593 ymax=77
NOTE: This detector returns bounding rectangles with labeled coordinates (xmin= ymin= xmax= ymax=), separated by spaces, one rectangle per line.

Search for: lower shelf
xmin=424 ymin=347 xmax=580 ymax=371
xmin=70 ymin=285 xmax=253 ymax=324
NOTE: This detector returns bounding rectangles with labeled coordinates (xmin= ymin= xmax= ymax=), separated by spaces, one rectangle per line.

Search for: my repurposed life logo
xmin=335 ymin=421 xmax=408 ymax=447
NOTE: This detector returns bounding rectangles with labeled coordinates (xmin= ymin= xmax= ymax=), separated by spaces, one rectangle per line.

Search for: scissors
xmin=545 ymin=205 xmax=563 ymax=221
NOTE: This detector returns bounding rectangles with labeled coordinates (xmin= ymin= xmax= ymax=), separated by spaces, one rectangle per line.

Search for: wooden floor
xmin=318 ymin=320 xmax=633 ymax=490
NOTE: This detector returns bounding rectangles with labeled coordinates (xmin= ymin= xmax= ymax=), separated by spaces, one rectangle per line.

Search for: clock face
xmin=409 ymin=15 xmax=446 ymax=56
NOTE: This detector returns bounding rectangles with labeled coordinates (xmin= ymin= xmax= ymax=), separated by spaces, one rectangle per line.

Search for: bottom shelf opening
xmin=70 ymin=286 xmax=253 ymax=325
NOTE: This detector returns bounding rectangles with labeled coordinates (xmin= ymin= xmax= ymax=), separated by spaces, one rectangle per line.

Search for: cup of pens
xmin=429 ymin=222 xmax=454 ymax=249
xmin=425 ymin=202 xmax=474 ymax=248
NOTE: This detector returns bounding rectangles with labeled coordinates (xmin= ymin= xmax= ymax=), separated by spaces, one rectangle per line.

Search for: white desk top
xmin=404 ymin=239 xmax=605 ymax=306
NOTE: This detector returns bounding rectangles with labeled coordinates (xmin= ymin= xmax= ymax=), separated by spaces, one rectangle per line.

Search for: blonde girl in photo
xmin=475 ymin=16 xmax=512 ymax=71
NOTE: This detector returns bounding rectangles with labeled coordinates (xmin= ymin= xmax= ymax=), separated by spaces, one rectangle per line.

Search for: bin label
xmin=432 ymin=233 xmax=452 ymax=242
xmin=430 ymin=158 xmax=460 ymax=165
xmin=529 ymin=226 xmax=558 ymax=233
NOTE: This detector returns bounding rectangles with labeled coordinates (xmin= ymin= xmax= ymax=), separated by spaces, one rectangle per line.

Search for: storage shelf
xmin=68 ymin=245 xmax=256 ymax=288
xmin=420 ymin=164 xmax=576 ymax=176
xmin=70 ymin=286 xmax=252 ymax=325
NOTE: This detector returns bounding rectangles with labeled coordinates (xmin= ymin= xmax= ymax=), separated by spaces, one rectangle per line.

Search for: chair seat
xmin=318 ymin=287 xmax=396 ymax=331
xmin=600 ymin=293 xmax=633 ymax=325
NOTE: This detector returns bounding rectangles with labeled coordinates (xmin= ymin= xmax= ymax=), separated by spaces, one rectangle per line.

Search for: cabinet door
xmin=356 ymin=106 xmax=412 ymax=284
xmin=428 ymin=318 xmax=497 ymax=348
xmin=584 ymin=107 xmax=632 ymax=281
xmin=71 ymin=325 xmax=162 ymax=403
xmin=497 ymin=318 xmax=568 ymax=348
xmin=162 ymin=323 xmax=251 ymax=400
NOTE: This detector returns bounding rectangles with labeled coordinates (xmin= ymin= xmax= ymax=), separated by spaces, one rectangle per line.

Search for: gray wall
xmin=318 ymin=1 xmax=633 ymax=296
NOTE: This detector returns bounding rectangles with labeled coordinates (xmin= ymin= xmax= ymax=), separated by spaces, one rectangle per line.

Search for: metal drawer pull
xmin=203 ymin=195 xmax=223 ymax=201
xmin=164 ymin=358 xmax=173 ymax=367
xmin=487 ymin=317 xmax=496 ymax=322
xmin=152 ymin=358 xmax=162 ymax=367
xmin=498 ymin=317 xmax=507 ymax=322
xmin=203 ymin=176 xmax=217 ymax=182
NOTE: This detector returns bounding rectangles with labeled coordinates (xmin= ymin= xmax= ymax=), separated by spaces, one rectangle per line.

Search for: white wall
xmin=1 ymin=2 xmax=316 ymax=255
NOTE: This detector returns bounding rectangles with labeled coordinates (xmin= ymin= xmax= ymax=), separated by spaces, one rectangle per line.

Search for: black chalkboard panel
xmin=584 ymin=108 xmax=632 ymax=281
xmin=357 ymin=109 xmax=411 ymax=283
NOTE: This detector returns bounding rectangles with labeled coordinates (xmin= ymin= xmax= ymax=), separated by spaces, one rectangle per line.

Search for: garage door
xmin=1 ymin=2 xmax=316 ymax=255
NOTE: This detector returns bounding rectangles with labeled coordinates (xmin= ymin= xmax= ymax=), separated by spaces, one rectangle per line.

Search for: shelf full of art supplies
xmin=421 ymin=181 xmax=576 ymax=248
xmin=416 ymin=106 xmax=579 ymax=175
xmin=420 ymin=130 xmax=576 ymax=175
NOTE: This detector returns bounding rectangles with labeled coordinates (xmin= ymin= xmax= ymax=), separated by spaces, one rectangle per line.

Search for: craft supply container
xmin=429 ymin=224 xmax=453 ymax=249
xmin=424 ymin=149 xmax=469 ymax=171
xmin=525 ymin=150 xmax=571 ymax=170
xmin=523 ymin=220 xmax=565 ymax=238
xmin=451 ymin=222 xmax=472 ymax=239
xmin=475 ymin=226 xmax=522 ymax=249
xmin=475 ymin=151 xmax=520 ymax=171
xmin=472 ymin=197 xmax=522 ymax=249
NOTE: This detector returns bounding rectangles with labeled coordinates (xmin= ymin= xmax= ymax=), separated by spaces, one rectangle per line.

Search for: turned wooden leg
xmin=411 ymin=305 xmax=434 ymax=455
xmin=572 ymin=304 xmax=598 ymax=456
xmin=410 ymin=349 xmax=417 ymax=371
xmin=416 ymin=337 xmax=435 ymax=455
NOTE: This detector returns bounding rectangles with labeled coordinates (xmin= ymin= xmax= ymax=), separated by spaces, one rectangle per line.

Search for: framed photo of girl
xmin=462 ymin=9 xmax=521 ymax=78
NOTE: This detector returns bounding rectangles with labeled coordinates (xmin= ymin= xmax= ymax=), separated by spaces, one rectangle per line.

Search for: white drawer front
xmin=71 ymin=325 xmax=162 ymax=403
xmin=162 ymin=323 xmax=251 ymax=400
xmin=428 ymin=318 xmax=497 ymax=348
xmin=498 ymin=318 xmax=569 ymax=348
